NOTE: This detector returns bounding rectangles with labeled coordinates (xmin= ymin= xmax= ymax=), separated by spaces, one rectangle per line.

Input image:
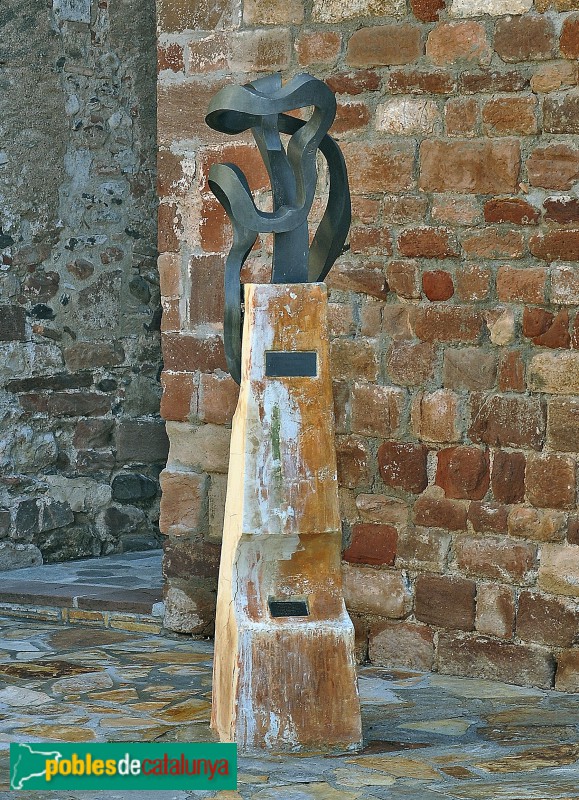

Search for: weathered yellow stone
xmin=212 ymin=284 xmax=361 ymax=752
xmin=334 ymin=767 xmax=396 ymax=787
xmin=156 ymin=698 xmax=212 ymax=722
xmin=476 ymin=744 xmax=579 ymax=773
xmin=67 ymin=609 xmax=106 ymax=624
xmin=137 ymin=651 xmax=209 ymax=664
xmin=528 ymin=352 xmax=579 ymax=395
xmin=346 ymin=756 xmax=441 ymax=780
xmin=312 ymin=0 xmax=405 ymax=21
xmin=89 ymin=688 xmax=139 ymax=702
xmin=108 ymin=616 xmax=162 ymax=633
xmin=538 ymin=544 xmax=579 ymax=597
xmin=18 ymin=725 xmax=95 ymax=741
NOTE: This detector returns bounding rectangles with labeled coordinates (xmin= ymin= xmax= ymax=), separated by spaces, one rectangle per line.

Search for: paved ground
xmin=0 ymin=551 xmax=163 ymax=618
xmin=0 ymin=613 xmax=577 ymax=800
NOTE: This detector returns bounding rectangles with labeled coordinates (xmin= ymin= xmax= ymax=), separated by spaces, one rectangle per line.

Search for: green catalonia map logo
xmin=10 ymin=742 xmax=237 ymax=791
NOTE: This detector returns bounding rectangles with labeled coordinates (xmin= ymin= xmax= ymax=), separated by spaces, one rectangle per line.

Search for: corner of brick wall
xmin=156 ymin=0 xmax=579 ymax=690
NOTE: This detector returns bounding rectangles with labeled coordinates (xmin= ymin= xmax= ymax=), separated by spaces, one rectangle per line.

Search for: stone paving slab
xmin=0 ymin=615 xmax=576 ymax=800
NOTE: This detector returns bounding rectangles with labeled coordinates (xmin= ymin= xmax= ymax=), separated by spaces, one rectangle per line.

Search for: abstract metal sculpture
xmin=206 ymin=74 xmax=362 ymax=753
xmin=206 ymin=72 xmax=351 ymax=383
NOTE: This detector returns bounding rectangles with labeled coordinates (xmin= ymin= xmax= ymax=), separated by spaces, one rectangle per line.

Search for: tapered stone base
xmin=211 ymin=283 xmax=362 ymax=753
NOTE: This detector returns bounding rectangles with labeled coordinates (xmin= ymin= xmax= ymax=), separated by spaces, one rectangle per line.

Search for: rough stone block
xmin=411 ymin=390 xmax=461 ymax=443
xmin=351 ymin=383 xmax=405 ymax=438
xmin=376 ymin=98 xmax=441 ymax=135
xmin=64 ymin=342 xmax=124 ymax=371
xmin=0 ymin=305 xmax=26 ymax=342
xmin=116 ymin=420 xmax=170 ymax=463
xmin=527 ymin=144 xmax=579 ymax=190
xmin=229 ymin=29 xmax=291 ymax=72
xmin=0 ymin=542 xmax=43 ymax=571
xmin=159 ymin=470 xmax=208 ymax=536
xmin=313 ymin=0 xmax=406 ymax=21
xmin=163 ymin=536 xmax=220 ymax=581
xmin=369 ymin=621 xmax=434 ymax=671
xmin=454 ymin=536 xmax=536 ymax=583
xmin=426 ymin=21 xmax=492 ymax=66
xmin=343 ymin=142 xmax=415 ymax=194
xmin=468 ymin=504 xmax=508 ymax=533
xmin=469 ymin=394 xmax=545 ymax=450
xmin=482 ymin=96 xmax=537 ymax=136
xmin=555 ymin=650 xmax=579 ymax=692
xmin=346 ymin=25 xmax=422 ymax=67
xmin=526 ymin=453 xmax=576 ymax=510
xmin=355 ymin=494 xmax=409 ymax=525
xmin=436 ymin=446 xmax=490 ymax=500
xmin=538 ymin=544 xmax=579 ymax=597
xmin=111 ymin=473 xmax=158 ymax=502
xmin=413 ymin=307 xmax=483 ymax=343
xmin=450 ymin=0 xmax=531 ymax=13
xmin=476 ymin=584 xmax=515 ymax=639
xmin=517 ymin=591 xmax=578 ymax=648
xmin=411 ymin=0 xmax=445 ymax=21
xmin=378 ymin=442 xmax=429 ymax=494
xmin=160 ymin=371 xmax=197 ymax=423
xmin=547 ymin=397 xmax=579 ymax=452
xmin=494 ymin=16 xmax=556 ymax=62
xmin=243 ymin=0 xmax=304 ymax=23
xmin=507 ymin=507 xmax=566 ymax=543
xmin=336 ymin=436 xmax=371 ymax=489
xmin=342 ymin=563 xmax=412 ymax=618
xmin=343 ymin=523 xmax=397 ymax=566
xmin=165 ymin=422 xmax=230 ymax=474
xmin=413 ymin=493 xmax=468 ymax=531
xmin=422 ymin=270 xmax=454 ymax=301
xmin=162 ymin=333 xmax=227 ymax=374
xmin=544 ymin=90 xmax=579 ymax=134
xmin=437 ymin=634 xmax=555 ymax=689
xmin=561 ymin=14 xmax=579 ymax=59
xmin=330 ymin=339 xmax=378 ymax=381
xmin=491 ymin=451 xmax=526 ymax=505
xmin=415 ymin=575 xmax=476 ymax=631
xmin=387 ymin=260 xmax=420 ymax=300
xmin=73 ymin=419 xmax=115 ymax=449
xmin=529 ymin=352 xmax=579 ymax=395
xmin=443 ymin=347 xmax=496 ymax=391
xmin=296 ymin=31 xmax=341 ymax=66
xmin=387 ymin=340 xmax=437 ymax=387
xmin=420 ymin=140 xmax=520 ymax=194
xmin=163 ymin=584 xmax=215 ymax=636
xmin=198 ymin=373 xmax=238 ymax=426
xmin=396 ymin=526 xmax=450 ymax=571
xmin=399 ymin=227 xmax=457 ymax=259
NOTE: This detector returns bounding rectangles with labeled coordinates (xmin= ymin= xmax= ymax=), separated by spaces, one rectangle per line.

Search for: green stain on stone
xmin=271 ymin=404 xmax=281 ymax=463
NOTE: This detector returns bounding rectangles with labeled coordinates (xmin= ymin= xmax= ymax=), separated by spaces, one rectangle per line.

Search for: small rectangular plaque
xmin=268 ymin=598 xmax=309 ymax=618
xmin=265 ymin=351 xmax=317 ymax=378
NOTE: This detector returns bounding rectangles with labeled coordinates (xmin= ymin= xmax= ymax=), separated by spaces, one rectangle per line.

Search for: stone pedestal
xmin=211 ymin=282 xmax=362 ymax=753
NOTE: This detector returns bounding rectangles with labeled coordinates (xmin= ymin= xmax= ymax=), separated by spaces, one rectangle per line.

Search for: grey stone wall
xmin=0 ymin=0 xmax=162 ymax=568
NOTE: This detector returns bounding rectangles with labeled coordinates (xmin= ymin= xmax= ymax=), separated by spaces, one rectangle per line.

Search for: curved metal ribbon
xmin=206 ymin=73 xmax=351 ymax=384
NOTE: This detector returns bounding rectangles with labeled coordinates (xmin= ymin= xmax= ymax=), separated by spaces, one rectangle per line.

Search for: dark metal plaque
xmin=268 ymin=598 xmax=310 ymax=618
xmin=265 ymin=351 xmax=317 ymax=378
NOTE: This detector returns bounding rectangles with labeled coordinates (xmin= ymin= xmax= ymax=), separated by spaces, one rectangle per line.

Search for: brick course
xmin=157 ymin=0 xmax=579 ymax=691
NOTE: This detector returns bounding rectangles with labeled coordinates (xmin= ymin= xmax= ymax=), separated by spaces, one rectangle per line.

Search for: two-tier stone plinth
xmin=212 ymin=282 xmax=362 ymax=752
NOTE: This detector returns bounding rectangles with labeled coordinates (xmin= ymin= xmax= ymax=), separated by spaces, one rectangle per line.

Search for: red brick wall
xmin=156 ymin=0 xmax=579 ymax=691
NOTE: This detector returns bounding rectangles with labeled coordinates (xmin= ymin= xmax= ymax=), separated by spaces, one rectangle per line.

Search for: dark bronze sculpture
xmin=205 ymin=72 xmax=351 ymax=384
